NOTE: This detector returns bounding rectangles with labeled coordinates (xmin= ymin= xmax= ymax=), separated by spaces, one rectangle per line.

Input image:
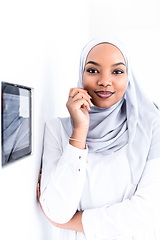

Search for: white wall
xmin=0 ymin=0 xmax=159 ymax=240
xmin=0 ymin=1 xmax=89 ymax=240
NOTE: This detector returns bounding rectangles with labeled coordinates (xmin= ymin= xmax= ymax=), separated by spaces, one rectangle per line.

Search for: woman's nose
xmin=97 ymin=73 xmax=112 ymax=87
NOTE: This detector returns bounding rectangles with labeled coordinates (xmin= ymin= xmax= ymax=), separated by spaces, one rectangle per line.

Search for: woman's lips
xmin=95 ymin=91 xmax=114 ymax=99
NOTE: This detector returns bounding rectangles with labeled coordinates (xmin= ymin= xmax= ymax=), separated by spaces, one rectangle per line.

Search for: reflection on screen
xmin=1 ymin=82 xmax=32 ymax=166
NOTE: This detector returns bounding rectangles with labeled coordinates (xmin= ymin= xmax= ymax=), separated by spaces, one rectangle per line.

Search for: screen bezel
xmin=1 ymin=82 xmax=32 ymax=167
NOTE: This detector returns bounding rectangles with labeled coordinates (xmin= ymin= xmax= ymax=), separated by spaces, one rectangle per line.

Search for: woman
xmin=37 ymin=37 xmax=160 ymax=240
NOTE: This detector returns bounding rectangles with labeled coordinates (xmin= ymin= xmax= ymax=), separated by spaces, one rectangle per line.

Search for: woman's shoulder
xmin=45 ymin=117 xmax=64 ymax=133
xmin=139 ymin=100 xmax=160 ymax=125
xmin=45 ymin=117 xmax=61 ymax=127
xmin=45 ymin=117 xmax=69 ymax=139
xmin=44 ymin=118 xmax=70 ymax=149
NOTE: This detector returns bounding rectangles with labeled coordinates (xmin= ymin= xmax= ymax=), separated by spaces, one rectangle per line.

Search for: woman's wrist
xmin=69 ymin=128 xmax=88 ymax=149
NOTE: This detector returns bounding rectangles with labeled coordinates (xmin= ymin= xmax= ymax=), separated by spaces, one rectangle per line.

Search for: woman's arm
xmin=38 ymin=158 xmax=160 ymax=236
xmin=54 ymin=211 xmax=84 ymax=233
xmin=40 ymin=88 xmax=92 ymax=224
xmin=40 ymin=120 xmax=88 ymax=224
xmin=37 ymin=173 xmax=84 ymax=232
xmin=82 ymin=158 xmax=160 ymax=239
xmin=66 ymin=88 xmax=92 ymax=149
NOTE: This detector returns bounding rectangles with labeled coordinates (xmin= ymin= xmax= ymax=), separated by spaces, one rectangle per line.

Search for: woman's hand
xmin=37 ymin=171 xmax=84 ymax=232
xmin=66 ymin=88 xmax=93 ymax=133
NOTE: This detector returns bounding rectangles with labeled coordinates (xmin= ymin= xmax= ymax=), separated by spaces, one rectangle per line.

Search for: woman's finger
xmin=73 ymin=98 xmax=91 ymax=111
xmin=37 ymin=183 xmax=40 ymax=201
xmin=38 ymin=173 xmax=41 ymax=183
xmin=70 ymin=92 xmax=93 ymax=107
xmin=69 ymin=88 xmax=91 ymax=99
xmin=37 ymin=171 xmax=42 ymax=201
xmin=68 ymin=89 xmax=93 ymax=108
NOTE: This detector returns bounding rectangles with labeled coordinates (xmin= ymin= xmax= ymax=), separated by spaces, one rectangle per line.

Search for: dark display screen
xmin=1 ymin=82 xmax=32 ymax=166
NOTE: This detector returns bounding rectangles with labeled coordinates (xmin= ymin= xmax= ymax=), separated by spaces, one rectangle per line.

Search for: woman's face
xmin=82 ymin=43 xmax=128 ymax=108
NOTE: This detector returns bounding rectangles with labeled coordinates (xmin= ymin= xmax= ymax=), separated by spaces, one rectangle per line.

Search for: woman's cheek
xmin=118 ymin=77 xmax=128 ymax=91
xmin=83 ymin=77 xmax=92 ymax=90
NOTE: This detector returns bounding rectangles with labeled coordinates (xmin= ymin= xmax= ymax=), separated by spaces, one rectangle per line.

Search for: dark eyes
xmin=86 ymin=68 xmax=124 ymax=74
xmin=86 ymin=68 xmax=99 ymax=74
xmin=113 ymin=69 xmax=124 ymax=74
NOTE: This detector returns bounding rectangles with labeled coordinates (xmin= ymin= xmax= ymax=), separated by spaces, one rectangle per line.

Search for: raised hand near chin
xmin=66 ymin=88 xmax=93 ymax=132
xmin=66 ymin=88 xmax=93 ymax=149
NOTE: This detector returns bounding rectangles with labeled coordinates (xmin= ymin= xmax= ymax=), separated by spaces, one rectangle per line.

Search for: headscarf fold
xmin=60 ymin=36 xmax=160 ymax=185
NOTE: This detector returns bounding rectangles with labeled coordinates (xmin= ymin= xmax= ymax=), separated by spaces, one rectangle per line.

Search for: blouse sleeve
xmin=40 ymin=119 xmax=88 ymax=224
xmin=82 ymin=158 xmax=160 ymax=240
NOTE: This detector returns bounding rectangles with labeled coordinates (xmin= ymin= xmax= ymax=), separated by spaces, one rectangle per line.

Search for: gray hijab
xmin=60 ymin=37 xmax=160 ymax=185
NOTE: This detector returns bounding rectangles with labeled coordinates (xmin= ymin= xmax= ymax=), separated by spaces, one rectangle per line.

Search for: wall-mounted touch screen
xmin=1 ymin=82 xmax=32 ymax=167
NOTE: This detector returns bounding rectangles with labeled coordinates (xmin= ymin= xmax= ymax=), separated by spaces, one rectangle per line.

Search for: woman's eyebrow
xmin=112 ymin=62 xmax=126 ymax=67
xmin=86 ymin=61 xmax=101 ymax=66
xmin=86 ymin=61 xmax=126 ymax=67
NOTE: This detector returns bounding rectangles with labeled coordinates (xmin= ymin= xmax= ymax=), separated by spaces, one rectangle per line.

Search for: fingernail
xmin=90 ymin=102 xmax=94 ymax=106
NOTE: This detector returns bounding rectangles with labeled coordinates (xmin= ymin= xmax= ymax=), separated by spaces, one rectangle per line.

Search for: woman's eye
xmin=113 ymin=69 xmax=124 ymax=74
xmin=87 ymin=68 xmax=99 ymax=74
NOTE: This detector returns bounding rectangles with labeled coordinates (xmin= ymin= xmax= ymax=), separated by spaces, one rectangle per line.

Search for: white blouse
xmin=40 ymin=118 xmax=160 ymax=240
